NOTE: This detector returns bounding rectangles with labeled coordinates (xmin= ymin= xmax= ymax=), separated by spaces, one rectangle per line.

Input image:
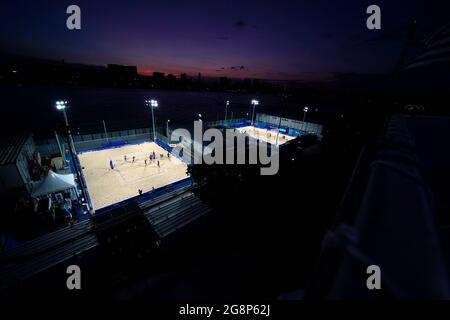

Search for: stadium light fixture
xmin=145 ymin=99 xmax=159 ymax=107
xmin=56 ymin=100 xmax=67 ymax=110
xmin=251 ymin=99 xmax=259 ymax=125
xmin=55 ymin=100 xmax=70 ymax=126
xmin=225 ymin=100 xmax=230 ymax=122
xmin=302 ymin=106 xmax=310 ymax=131
xmin=146 ymin=99 xmax=158 ymax=140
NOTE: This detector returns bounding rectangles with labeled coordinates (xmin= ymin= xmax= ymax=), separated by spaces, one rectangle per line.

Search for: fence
xmin=256 ymin=113 xmax=324 ymax=138
xmin=206 ymin=113 xmax=324 ymax=139
xmin=36 ymin=126 xmax=165 ymax=157
xmin=36 ymin=112 xmax=324 ymax=157
xmin=205 ymin=118 xmax=249 ymax=128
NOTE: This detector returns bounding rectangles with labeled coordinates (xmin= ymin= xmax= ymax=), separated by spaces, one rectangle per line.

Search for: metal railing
xmin=36 ymin=126 xmax=160 ymax=156
xmin=206 ymin=113 xmax=324 ymax=139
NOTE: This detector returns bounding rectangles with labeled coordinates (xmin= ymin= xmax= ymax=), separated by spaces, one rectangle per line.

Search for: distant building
xmin=167 ymin=74 xmax=176 ymax=88
xmin=243 ymin=78 xmax=251 ymax=89
xmin=0 ymin=133 xmax=36 ymax=195
xmin=180 ymin=73 xmax=187 ymax=81
xmin=107 ymin=64 xmax=137 ymax=76
xmin=219 ymin=77 xmax=231 ymax=89
xmin=198 ymin=72 xmax=201 ymax=83
xmin=107 ymin=64 xmax=138 ymax=86
xmin=152 ymin=72 xmax=165 ymax=87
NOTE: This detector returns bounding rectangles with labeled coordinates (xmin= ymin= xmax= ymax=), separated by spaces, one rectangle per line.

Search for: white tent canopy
xmin=31 ymin=170 xmax=77 ymax=198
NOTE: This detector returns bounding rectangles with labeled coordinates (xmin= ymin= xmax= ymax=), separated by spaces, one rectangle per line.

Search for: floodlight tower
xmin=302 ymin=106 xmax=309 ymax=131
xmin=166 ymin=119 xmax=170 ymax=138
xmin=225 ymin=100 xmax=230 ymax=122
xmin=145 ymin=99 xmax=158 ymax=140
xmin=251 ymin=99 xmax=259 ymax=126
xmin=55 ymin=100 xmax=92 ymax=213
xmin=55 ymin=101 xmax=77 ymax=157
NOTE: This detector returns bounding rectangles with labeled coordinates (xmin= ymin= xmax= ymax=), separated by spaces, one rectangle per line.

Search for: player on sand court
xmin=109 ymin=159 xmax=114 ymax=170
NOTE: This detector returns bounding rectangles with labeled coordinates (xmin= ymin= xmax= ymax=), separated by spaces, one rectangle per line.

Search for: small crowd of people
xmin=110 ymin=150 xmax=171 ymax=170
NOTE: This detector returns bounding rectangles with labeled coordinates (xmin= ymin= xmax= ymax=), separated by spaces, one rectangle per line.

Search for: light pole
xmin=251 ymin=99 xmax=259 ymax=126
xmin=146 ymin=99 xmax=158 ymax=140
xmin=56 ymin=100 xmax=92 ymax=213
xmin=302 ymin=106 xmax=309 ymax=132
xmin=166 ymin=119 xmax=170 ymax=138
xmin=56 ymin=101 xmax=77 ymax=156
xmin=54 ymin=131 xmax=65 ymax=162
xmin=275 ymin=116 xmax=282 ymax=146
xmin=225 ymin=100 xmax=229 ymax=122
xmin=56 ymin=101 xmax=69 ymax=127
xmin=102 ymin=120 xmax=109 ymax=143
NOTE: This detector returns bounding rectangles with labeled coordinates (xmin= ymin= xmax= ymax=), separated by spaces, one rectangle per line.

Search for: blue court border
xmin=70 ymin=139 xmax=192 ymax=217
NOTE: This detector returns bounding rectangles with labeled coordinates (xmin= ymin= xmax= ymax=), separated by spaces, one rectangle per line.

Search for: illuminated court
xmin=78 ymin=142 xmax=189 ymax=210
xmin=235 ymin=125 xmax=296 ymax=145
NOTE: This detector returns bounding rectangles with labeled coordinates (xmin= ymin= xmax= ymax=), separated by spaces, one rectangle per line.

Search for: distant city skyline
xmin=1 ymin=0 xmax=450 ymax=82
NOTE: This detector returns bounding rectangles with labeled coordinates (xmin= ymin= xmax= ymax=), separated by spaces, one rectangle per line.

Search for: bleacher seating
xmin=0 ymin=182 xmax=211 ymax=292
xmin=306 ymin=114 xmax=450 ymax=299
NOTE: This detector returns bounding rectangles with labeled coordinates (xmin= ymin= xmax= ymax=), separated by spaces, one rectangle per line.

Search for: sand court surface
xmin=78 ymin=141 xmax=189 ymax=210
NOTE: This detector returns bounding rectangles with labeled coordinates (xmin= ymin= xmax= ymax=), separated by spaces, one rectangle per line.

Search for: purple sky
xmin=1 ymin=0 xmax=450 ymax=81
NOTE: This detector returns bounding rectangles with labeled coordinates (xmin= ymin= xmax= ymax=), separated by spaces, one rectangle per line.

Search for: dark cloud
xmin=233 ymin=20 xmax=246 ymax=29
xmin=216 ymin=65 xmax=248 ymax=72
xmin=217 ymin=36 xmax=229 ymax=41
